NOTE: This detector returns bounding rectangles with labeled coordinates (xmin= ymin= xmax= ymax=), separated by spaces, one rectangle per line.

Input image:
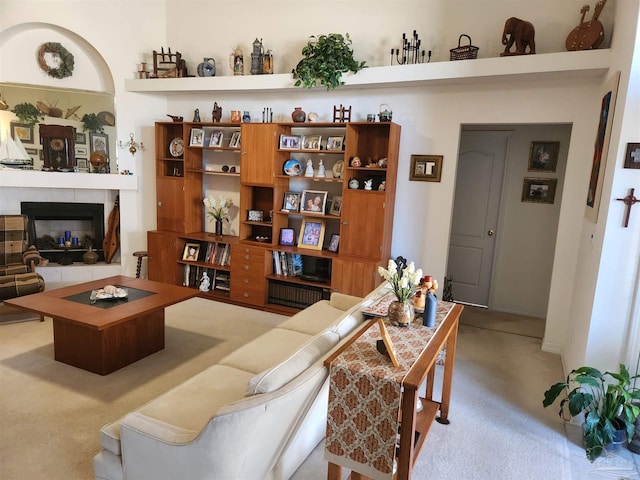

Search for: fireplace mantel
xmin=0 ymin=170 xmax=138 ymax=190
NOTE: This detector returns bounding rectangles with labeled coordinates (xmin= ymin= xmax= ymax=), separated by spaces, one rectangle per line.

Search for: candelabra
xmin=390 ymin=30 xmax=431 ymax=65
xmin=118 ymin=133 xmax=144 ymax=155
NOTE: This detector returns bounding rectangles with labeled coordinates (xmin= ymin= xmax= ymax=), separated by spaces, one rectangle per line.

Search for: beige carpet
xmin=0 ymin=304 xmax=42 ymax=324
xmin=459 ymin=304 xmax=546 ymax=339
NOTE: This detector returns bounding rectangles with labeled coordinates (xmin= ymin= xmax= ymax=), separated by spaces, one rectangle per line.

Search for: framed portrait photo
xmin=298 ymin=219 xmax=325 ymax=250
xmin=623 ymin=143 xmax=640 ymax=169
xmin=302 ymin=135 xmax=322 ymax=150
xmin=410 ymin=154 xmax=442 ymax=182
xmin=279 ymin=228 xmax=296 ymax=246
xmin=10 ymin=123 xmax=34 ymax=144
xmin=326 ymin=135 xmax=344 ymax=151
xmin=209 ymin=130 xmax=223 ymax=147
xmin=279 ymin=134 xmax=301 ymax=150
xmin=521 ymin=178 xmax=557 ymax=204
xmin=189 ymin=128 xmax=205 ymax=146
xmin=182 ymin=242 xmax=200 ymax=261
xmin=528 ymin=141 xmax=559 ymax=172
xmin=229 ymin=131 xmax=241 ymax=148
xmin=300 ymin=190 xmax=328 ymax=214
xmin=327 ymin=233 xmax=340 ymax=252
xmin=329 ymin=196 xmax=342 ymax=216
xmin=90 ymin=132 xmax=109 ymax=157
xmin=282 ymin=191 xmax=300 ymax=212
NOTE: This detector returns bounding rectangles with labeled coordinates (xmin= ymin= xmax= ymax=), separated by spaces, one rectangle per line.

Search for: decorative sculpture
xmin=212 ymin=102 xmax=222 ymax=122
xmin=500 ymin=17 xmax=536 ymax=56
xmin=566 ymin=0 xmax=608 ymax=51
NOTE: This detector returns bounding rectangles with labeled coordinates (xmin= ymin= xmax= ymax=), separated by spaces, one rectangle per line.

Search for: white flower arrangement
xmin=203 ymin=195 xmax=233 ymax=222
xmin=378 ymin=259 xmax=423 ymax=303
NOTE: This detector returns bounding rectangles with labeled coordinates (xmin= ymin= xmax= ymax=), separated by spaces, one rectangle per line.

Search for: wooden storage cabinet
xmin=230 ymin=244 xmax=267 ymax=306
xmin=148 ymin=230 xmax=181 ymax=284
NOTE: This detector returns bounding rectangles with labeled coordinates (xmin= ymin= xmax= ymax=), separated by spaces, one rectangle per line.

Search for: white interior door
xmin=447 ymin=131 xmax=509 ymax=306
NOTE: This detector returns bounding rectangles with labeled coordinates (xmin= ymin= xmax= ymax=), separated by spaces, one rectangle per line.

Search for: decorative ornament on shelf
xmin=390 ymin=30 xmax=430 ymax=65
xmin=197 ymin=57 xmax=216 ymax=77
xmin=230 ymin=48 xmax=244 ymax=75
xmin=37 ymin=42 xmax=75 ymax=79
xmin=204 ymin=195 xmax=233 ymax=237
xmin=500 ymin=17 xmax=536 ymax=56
xmin=291 ymin=107 xmax=306 ymax=122
xmin=415 ymin=275 xmax=439 ymax=327
xmin=378 ymin=258 xmax=423 ymax=326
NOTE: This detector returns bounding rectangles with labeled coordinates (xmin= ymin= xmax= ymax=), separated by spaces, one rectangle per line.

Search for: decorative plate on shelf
xmin=169 ymin=137 xmax=184 ymax=157
xmin=283 ymin=159 xmax=302 ymax=176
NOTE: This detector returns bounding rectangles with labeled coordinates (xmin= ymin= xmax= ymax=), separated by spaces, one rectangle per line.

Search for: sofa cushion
xmin=100 ymin=420 xmax=122 ymax=455
xmin=219 ymin=328 xmax=313 ymax=374
xmin=277 ymin=300 xmax=347 ymax=336
xmin=329 ymin=292 xmax=363 ymax=311
xmin=246 ymin=330 xmax=339 ymax=395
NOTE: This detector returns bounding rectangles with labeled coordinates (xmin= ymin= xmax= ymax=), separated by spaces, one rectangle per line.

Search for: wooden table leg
xmin=437 ymin=318 xmax=459 ymax=424
xmin=327 ymin=462 xmax=342 ymax=480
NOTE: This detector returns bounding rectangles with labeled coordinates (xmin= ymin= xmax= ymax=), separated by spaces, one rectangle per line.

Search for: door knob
xmin=487 ymin=229 xmax=495 ymax=236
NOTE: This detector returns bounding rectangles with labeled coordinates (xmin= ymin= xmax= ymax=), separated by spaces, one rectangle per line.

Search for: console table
xmin=324 ymin=301 xmax=463 ymax=480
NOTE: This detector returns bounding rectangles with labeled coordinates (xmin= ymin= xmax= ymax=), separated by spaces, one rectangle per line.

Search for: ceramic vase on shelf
xmin=388 ymin=300 xmax=414 ymax=327
xmin=83 ymin=246 xmax=98 ymax=265
xmin=291 ymin=107 xmax=306 ymax=122
xmin=215 ymin=219 xmax=223 ymax=237
xmin=424 ymin=292 xmax=437 ymax=327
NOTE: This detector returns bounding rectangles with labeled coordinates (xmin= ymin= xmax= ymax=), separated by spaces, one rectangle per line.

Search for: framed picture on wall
xmin=528 ymin=141 xmax=559 ymax=172
xmin=521 ymin=178 xmax=557 ymax=204
xmin=90 ymin=132 xmax=109 ymax=157
xmin=10 ymin=123 xmax=34 ymax=144
xmin=409 ymin=154 xmax=443 ymax=182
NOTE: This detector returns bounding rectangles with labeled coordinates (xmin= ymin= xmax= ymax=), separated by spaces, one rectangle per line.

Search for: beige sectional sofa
xmin=93 ymin=287 xmax=384 ymax=480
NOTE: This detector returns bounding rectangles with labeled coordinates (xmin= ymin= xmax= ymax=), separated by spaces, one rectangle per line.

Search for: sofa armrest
xmin=0 ymin=264 xmax=29 ymax=276
xmin=22 ymin=245 xmax=42 ymax=271
xmin=329 ymin=292 xmax=363 ymax=311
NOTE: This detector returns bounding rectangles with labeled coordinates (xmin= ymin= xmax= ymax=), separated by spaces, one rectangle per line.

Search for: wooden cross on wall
xmin=616 ymin=188 xmax=639 ymax=227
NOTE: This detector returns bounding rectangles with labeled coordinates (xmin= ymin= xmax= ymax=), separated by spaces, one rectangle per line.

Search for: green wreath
xmin=37 ymin=42 xmax=75 ymax=79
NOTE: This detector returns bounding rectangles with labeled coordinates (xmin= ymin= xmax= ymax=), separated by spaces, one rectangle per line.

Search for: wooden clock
xmin=39 ymin=124 xmax=76 ymax=171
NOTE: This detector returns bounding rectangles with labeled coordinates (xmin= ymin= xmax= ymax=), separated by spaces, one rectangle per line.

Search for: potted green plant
xmin=291 ymin=33 xmax=366 ymax=90
xmin=11 ymin=102 xmax=44 ymax=126
xmin=543 ymin=363 xmax=640 ymax=462
xmin=81 ymin=113 xmax=105 ymax=133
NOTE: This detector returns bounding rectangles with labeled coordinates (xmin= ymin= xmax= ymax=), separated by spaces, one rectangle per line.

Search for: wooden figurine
xmin=566 ymin=0 xmax=608 ymax=51
xmin=212 ymin=102 xmax=222 ymax=122
xmin=500 ymin=17 xmax=536 ymax=56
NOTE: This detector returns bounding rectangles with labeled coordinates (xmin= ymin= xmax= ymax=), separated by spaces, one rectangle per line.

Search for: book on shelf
xmin=272 ymin=251 xmax=303 ymax=277
xmin=204 ymin=242 xmax=231 ymax=266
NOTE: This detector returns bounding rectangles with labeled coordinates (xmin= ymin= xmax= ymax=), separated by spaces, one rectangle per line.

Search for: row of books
xmin=267 ymin=280 xmax=330 ymax=309
xmin=182 ymin=265 xmax=230 ymax=292
xmin=204 ymin=242 xmax=231 ymax=266
xmin=272 ymin=251 xmax=303 ymax=277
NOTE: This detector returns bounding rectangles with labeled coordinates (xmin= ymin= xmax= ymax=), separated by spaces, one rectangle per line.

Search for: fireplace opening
xmin=21 ymin=202 xmax=105 ymax=264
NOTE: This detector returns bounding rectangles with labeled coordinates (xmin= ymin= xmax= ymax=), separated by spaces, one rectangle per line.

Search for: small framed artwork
xmin=282 ymin=191 xmax=300 ymax=212
xmin=300 ymin=190 xmax=327 ymax=214
xmin=280 ymin=228 xmax=296 ymax=246
xmin=189 ymin=128 xmax=205 ymax=146
xmin=521 ymin=178 xmax=558 ymax=204
xmin=298 ymin=219 xmax=325 ymax=250
xmin=75 ymin=145 xmax=88 ymax=157
xmin=410 ymin=154 xmax=443 ymax=182
xmin=329 ymin=196 xmax=342 ymax=216
xmin=302 ymin=135 xmax=322 ymax=150
xmin=182 ymin=242 xmax=200 ymax=261
xmin=279 ymin=134 xmax=301 ymax=149
xmin=10 ymin=123 xmax=34 ymax=144
xmin=24 ymin=147 xmax=38 ymax=156
xmin=76 ymin=158 xmax=88 ymax=172
xmin=90 ymin=132 xmax=110 ymax=157
xmin=229 ymin=131 xmax=241 ymax=148
xmin=326 ymin=136 xmax=344 ymax=151
xmin=528 ymin=141 xmax=559 ymax=172
xmin=75 ymin=132 xmax=87 ymax=144
xmin=623 ymin=143 xmax=640 ymax=169
xmin=209 ymin=130 xmax=223 ymax=147
xmin=327 ymin=233 xmax=340 ymax=252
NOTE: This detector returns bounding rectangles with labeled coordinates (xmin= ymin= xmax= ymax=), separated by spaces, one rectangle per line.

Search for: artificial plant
xmin=11 ymin=102 xmax=44 ymax=126
xmin=291 ymin=33 xmax=366 ymax=90
xmin=81 ymin=113 xmax=105 ymax=133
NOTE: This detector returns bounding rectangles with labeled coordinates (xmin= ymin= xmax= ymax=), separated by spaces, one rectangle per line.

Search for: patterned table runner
xmin=325 ymin=301 xmax=455 ymax=480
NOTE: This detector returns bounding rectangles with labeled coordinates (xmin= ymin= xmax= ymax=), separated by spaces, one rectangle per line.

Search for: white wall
xmin=1 ymin=0 xmax=637 ymax=373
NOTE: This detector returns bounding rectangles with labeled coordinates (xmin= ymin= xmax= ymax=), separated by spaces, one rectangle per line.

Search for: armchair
xmin=0 ymin=215 xmax=45 ymax=302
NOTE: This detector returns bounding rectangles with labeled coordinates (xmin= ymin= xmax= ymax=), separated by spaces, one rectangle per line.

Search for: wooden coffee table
xmin=4 ymin=276 xmax=198 ymax=375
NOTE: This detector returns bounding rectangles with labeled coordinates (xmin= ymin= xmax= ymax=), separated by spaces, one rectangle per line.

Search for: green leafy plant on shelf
xmin=543 ymin=363 xmax=640 ymax=462
xmin=11 ymin=102 xmax=44 ymax=126
xmin=291 ymin=33 xmax=366 ymax=90
xmin=81 ymin=113 xmax=105 ymax=133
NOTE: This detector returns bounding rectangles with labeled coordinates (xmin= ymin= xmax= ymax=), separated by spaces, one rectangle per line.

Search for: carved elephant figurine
xmin=501 ymin=17 xmax=536 ymax=56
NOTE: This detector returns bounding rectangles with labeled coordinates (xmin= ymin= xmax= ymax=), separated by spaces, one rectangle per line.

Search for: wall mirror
xmin=0 ymin=82 xmax=117 ymax=173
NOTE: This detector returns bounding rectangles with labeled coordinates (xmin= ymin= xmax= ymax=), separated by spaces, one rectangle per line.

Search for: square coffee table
xmin=5 ymin=276 xmax=198 ymax=375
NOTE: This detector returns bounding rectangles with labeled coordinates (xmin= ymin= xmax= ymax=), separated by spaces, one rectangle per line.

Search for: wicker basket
xmin=450 ymin=34 xmax=479 ymax=61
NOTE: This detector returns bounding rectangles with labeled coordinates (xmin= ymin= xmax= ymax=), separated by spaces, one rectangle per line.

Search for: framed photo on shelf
xmin=300 ymin=190 xmax=328 ymax=214
xmin=327 ymin=233 xmax=340 ymax=252
xmin=528 ymin=141 xmax=559 ymax=172
xmin=329 ymin=196 xmax=342 ymax=216
xmin=229 ymin=131 xmax=241 ymax=148
xmin=75 ymin=132 xmax=87 ymax=144
xmin=10 ymin=122 xmax=34 ymax=144
xmin=209 ymin=130 xmax=223 ymax=147
xmin=279 ymin=228 xmax=296 ymax=246
xmin=279 ymin=134 xmax=301 ymax=150
xmin=410 ymin=154 xmax=442 ymax=182
xmin=182 ymin=242 xmax=200 ymax=261
xmin=298 ymin=219 xmax=325 ymax=250
xmin=282 ymin=191 xmax=300 ymax=212
xmin=75 ymin=145 xmax=88 ymax=157
xmin=326 ymin=135 xmax=344 ymax=151
xmin=189 ymin=128 xmax=205 ymax=146
xmin=302 ymin=135 xmax=322 ymax=150
xmin=521 ymin=177 xmax=557 ymax=204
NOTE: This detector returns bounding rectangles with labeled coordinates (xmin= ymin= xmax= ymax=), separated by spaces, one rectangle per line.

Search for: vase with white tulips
xmin=203 ymin=195 xmax=233 ymax=236
xmin=378 ymin=259 xmax=423 ymax=326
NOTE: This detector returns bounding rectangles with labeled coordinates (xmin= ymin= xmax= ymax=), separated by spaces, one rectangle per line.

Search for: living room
xmin=0 ymin=0 xmax=639 ymax=478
